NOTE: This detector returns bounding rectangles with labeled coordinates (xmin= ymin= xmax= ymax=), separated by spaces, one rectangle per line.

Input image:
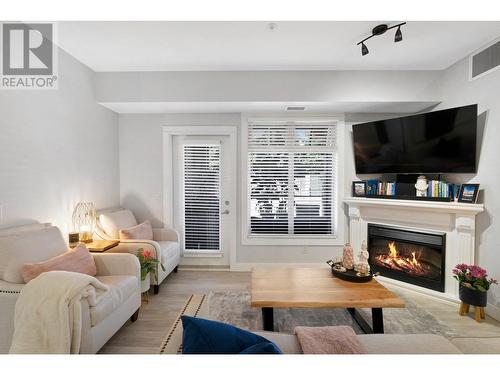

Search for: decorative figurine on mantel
xmin=415 ymin=175 xmax=429 ymax=197
xmin=356 ymin=241 xmax=370 ymax=276
xmin=342 ymin=243 xmax=354 ymax=270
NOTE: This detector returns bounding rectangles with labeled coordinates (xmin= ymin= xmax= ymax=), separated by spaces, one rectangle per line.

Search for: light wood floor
xmin=99 ymin=270 xmax=500 ymax=354
xmin=99 ymin=270 xmax=251 ymax=354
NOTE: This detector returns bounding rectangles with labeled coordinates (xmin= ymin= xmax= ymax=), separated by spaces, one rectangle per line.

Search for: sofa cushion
xmin=99 ymin=210 xmax=137 ymax=239
xmin=181 ymin=316 xmax=275 ymax=354
xmin=119 ymin=220 xmax=153 ymax=241
xmin=258 ymin=332 xmax=462 ymax=354
xmin=0 ymin=223 xmax=51 ymax=238
xmin=0 ymin=226 xmax=67 ymax=283
xmin=357 ymin=334 xmax=462 ymax=354
xmin=158 ymin=241 xmax=180 ymax=264
xmin=22 ymin=243 xmax=96 ymax=283
xmin=90 ymin=275 xmax=137 ymax=326
xmin=257 ymin=331 xmax=303 ymax=354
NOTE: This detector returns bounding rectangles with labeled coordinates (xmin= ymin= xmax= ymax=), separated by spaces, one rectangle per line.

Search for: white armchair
xmin=95 ymin=208 xmax=180 ymax=294
xmin=0 ymin=223 xmax=141 ymax=354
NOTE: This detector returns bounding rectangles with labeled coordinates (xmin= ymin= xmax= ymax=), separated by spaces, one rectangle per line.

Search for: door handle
xmin=222 ymin=209 xmax=230 ymax=215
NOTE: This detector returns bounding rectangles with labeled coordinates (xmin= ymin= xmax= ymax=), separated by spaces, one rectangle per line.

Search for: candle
xmin=342 ymin=243 xmax=354 ymax=270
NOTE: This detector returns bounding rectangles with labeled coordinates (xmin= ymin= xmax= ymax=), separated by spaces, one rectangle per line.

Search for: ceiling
xmin=57 ymin=21 xmax=500 ymax=72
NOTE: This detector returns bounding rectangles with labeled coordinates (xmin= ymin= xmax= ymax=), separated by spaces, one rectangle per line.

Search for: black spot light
xmin=394 ymin=26 xmax=403 ymax=42
xmin=361 ymin=42 xmax=369 ymax=56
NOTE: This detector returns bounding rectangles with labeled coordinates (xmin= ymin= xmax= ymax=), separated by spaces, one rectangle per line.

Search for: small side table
xmin=86 ymin=240 xmax=120 ymax=253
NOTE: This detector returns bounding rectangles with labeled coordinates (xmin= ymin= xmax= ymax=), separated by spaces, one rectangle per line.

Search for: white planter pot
xmin=141 ymin=276 xmax=151 ymax=293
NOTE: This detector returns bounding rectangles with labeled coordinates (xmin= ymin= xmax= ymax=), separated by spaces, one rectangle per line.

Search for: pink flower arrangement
xmin=453 ymin=264 xmax=497 ymax=292
xmin=143 ymin=249 xmax=153 ymax=259
xmin=136 ymin=248 xmax=166 ymax=281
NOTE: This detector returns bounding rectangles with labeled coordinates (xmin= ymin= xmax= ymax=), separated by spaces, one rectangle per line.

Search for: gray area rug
xmin=207 ymin=291 xmax=457 ymax=338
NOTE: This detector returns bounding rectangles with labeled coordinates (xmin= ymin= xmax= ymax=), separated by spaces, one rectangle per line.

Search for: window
xmin=246 ymin=121 xmax=337 ymax=238
xmin=182 ymin=144 xmax=221 ymax=251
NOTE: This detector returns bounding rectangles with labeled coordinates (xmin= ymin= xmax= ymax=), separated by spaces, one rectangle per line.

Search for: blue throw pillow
xmin=181 ymin=315 xmax=282 ymax=354
xmin=240 ymin=342 xmax=282 ymax=354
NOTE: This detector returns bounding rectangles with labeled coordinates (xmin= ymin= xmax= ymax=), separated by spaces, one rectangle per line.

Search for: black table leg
xmin=262 ymin=307 xmax=274 ymax=331
xmin=347 ymin=307 xmax=384 ymax=334
xmin=371 ymin=308 xmax=384 ymax=334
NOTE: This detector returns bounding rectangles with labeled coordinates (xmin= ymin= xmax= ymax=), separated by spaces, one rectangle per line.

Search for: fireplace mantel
xmin=343 ymin=197 xmax=485 ymax=301
xmin=343 ymin=197 xmax=484 ymax=215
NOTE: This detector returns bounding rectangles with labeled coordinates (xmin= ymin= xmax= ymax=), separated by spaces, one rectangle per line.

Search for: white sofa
xmin=0 ymin=223 xmax=141 ymax=354
xmin=257 ymin=331 xmax=462 ymax=354
xmin=95 ymin=208 xmax=181 ymax=294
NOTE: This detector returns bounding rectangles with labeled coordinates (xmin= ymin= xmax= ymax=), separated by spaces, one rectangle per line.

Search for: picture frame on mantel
xmin=458 ymin=183 xmax=480 ymax=203
xmin=352 ymin=181 xmax=367 ymax=197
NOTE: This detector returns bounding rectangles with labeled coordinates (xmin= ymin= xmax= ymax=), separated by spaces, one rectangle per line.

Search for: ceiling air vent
xmin=286 ymin=106 xmax=306 ymax=111
xmin=470 ymin=38 xmax=500 ymax=80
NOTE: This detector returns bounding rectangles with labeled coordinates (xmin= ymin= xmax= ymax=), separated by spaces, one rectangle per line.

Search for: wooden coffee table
xmin=251 ymin=267 xmax=405 ymax=334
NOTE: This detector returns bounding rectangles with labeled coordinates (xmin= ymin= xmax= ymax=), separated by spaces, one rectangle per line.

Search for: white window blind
xmin=248 ymin=121 xmax=337 ymax=236
xmin=183 ymin=144 xmax=221 ymax=251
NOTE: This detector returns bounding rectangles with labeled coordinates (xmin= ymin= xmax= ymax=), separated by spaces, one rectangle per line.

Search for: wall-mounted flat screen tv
xmin=352 ymin=104 xmax=477 ymax=174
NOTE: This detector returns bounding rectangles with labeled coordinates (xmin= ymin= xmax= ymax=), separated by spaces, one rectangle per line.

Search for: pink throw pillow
xmin=119 ymin=220 xmax=154 ymax=240
xmin=22 ymin=243 xmax=97 ymax=283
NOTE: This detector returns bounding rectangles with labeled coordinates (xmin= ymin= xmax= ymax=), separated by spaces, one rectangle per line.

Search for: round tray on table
xmin=326 ymin=260 xmax=373 ymax=283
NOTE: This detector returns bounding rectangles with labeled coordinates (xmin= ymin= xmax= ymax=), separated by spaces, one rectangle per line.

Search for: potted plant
xmin=136 ymin=248 xmax=166 ymax=293
xmin=453 ymin=264 xmax=497 ymax=307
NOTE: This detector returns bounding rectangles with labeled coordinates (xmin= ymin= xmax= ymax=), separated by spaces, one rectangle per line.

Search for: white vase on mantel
xmin=141 ymin=276 xmax=151 ymax=293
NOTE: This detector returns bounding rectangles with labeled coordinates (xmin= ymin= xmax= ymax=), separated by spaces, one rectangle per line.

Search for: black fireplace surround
xmin=368 ymin=224 xmax=446 ymax=292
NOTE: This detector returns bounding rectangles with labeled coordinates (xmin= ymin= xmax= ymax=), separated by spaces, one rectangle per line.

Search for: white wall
xmin=0 ymin=48 xmax=119 ymax=233
xmin=96 ymin=70 xmax=442 ymax=104
xmin=436 ymin=56 xmax=500 ymax=313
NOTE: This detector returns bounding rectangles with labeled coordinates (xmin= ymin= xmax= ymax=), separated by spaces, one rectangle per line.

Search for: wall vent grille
xmin=470 ymin=39 xmax=500 ymax=80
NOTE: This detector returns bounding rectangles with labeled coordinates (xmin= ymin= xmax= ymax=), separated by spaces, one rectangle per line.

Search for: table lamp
xmin=72 ymin=202 xmax=96 ymax=243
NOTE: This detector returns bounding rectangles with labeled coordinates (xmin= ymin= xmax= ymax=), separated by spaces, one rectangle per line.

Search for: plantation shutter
xmin=183 ymin=144 xmax=221 ymax=251
xmin=293 ymin=152 xmax=334 ymax=234
xmin=248 ymin=121 xmax=336 ymax=236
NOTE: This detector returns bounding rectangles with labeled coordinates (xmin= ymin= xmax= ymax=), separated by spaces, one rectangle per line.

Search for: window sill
xmin=182 ymin=251 xmax=224 ymax=258
xmin=241 ymin=234 xmax=344 ymax=247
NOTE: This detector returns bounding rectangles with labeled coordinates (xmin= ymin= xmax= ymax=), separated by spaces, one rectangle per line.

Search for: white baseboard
xmin=230 ymin=262 xmax=327 ymax=272
xmin=178 ymin=265 xmax=230 ymax=272
xmin=486 ymin=303 xmax=500 ymax=321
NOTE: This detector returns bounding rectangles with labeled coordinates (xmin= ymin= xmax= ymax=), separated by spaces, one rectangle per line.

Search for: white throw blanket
xmin=9 ymin=271 xmax=109 ymax=354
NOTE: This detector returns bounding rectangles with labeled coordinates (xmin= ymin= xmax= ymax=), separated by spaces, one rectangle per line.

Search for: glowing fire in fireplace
xmin=388 ymin=241 xmax=397 ymax=258
xmin=388 ymin=241 xmax=420 ymax=266
xmin=374 ymin=241 xmax=431 ymax=276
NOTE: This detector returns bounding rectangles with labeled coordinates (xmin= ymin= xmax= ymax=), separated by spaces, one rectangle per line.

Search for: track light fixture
xmin=357 ymin=22 xmax=406 ymax=56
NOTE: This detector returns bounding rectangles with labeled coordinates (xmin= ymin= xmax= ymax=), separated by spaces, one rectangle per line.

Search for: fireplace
xmin=368 ymin=224 xmax=446 ymax=292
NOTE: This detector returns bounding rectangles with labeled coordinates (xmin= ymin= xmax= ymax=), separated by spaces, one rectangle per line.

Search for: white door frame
xmin=162 ymin=125 xmax=237 ymax=268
